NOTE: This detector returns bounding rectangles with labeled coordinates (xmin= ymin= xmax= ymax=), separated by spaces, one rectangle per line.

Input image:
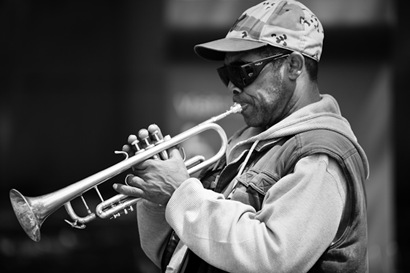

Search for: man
xmin=114 ymin=0 xmax=369 ymax=272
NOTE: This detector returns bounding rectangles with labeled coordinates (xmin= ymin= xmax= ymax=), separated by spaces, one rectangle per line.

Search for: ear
xmin=286 ymin=52 xmax=304 ymax=80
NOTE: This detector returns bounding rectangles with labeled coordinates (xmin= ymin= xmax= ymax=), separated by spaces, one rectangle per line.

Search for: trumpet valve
xmin=138 ymin=129 xmax=153 ymax=149
xmin=150 ymin=130 xmax=163 ymax=144
xmin=131 ymin=139 xmax=144 ymax=154
xmin=128 ymin=134 xmax=144 ymax=154
xmin=149 ymin=126 xmax=170 ymax=160
xmin=139 ymin=129 xmax=160 ymax=159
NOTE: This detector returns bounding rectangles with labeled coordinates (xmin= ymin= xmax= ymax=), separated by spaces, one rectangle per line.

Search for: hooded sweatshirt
xmin=136 ymin=94 xmax=369 ymax=273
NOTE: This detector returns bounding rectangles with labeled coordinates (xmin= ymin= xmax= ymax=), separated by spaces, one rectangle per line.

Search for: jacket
xmin=136 ymin=94 xmax=370 ymax=273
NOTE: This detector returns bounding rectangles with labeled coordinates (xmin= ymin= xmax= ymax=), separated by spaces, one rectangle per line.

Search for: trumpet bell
xmin=10 ymin=189 xmax=42 ymax=242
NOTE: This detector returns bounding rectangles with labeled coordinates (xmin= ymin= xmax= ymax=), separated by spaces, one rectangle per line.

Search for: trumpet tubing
xmin=10 ymin=103 xmax=242 ymax=242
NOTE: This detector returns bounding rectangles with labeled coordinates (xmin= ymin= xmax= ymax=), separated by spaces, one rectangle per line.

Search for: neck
xmin=286 ymin=80 xmax=321 ymax=116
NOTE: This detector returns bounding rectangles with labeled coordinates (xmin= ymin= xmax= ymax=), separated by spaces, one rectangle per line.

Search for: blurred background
xmin=0 ymin=0 xmax=403 ymax=272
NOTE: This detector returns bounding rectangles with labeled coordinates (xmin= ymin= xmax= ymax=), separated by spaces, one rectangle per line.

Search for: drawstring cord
xmin=237 ymin=140 xmax=259 ymax=178
xmin=226 ymin=140 xmax=259 ymax=198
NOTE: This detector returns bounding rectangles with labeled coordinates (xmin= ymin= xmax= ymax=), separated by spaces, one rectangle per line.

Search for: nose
xmin=228 ymin=81 xmax=242 ymax=95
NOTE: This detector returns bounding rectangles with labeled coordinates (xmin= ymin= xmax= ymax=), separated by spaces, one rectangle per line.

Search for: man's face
xmin=224 ymin=50 xmax=294 ymax=128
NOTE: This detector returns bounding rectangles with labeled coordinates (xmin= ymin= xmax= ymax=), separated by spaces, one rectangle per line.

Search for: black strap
xmin=161 ymin=231 xmax=180 ymax=272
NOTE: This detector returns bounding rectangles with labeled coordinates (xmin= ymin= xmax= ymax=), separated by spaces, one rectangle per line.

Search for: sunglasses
xmin=217 ymin=53 xmax=289 ymax=89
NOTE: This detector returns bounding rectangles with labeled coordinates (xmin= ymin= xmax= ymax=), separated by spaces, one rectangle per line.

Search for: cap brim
xmin=194 ymin=38 xmax=267 ymax=61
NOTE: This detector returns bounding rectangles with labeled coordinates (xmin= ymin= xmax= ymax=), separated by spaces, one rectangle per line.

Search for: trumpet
xmin=9 ymin=103 xmax=242 ymax=242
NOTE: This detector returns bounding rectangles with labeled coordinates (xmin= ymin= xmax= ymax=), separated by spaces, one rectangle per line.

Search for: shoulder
xmin=294 ymin=129 xmax=357 ymax=158
xmin=298 ymin=154 xmax=347 ymax=195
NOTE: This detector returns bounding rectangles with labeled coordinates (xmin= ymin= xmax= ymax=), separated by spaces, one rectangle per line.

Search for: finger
xmin=122 ymin=144 xmax=132 ymax=153
xmin=138 ymin=128 xmax=156 ymax=155
xmin=128 ymin=134 xmax=138 ymax=145
xmin=148 ymin=124 xmax=171 ymax=160
xmin=126 ymin=174 xmax=146 ymax=186
xmin=127 ymin=134 xmax=142 ymax=155
xmin=138 ymin=129 xmax=150 ymax=143
xmin=113 ymin=183 xmax=144 ymax=198
xmin=168 ymin=146 xmax=183 ymax=160
xmin=130 ymin=157 xmax=151 ymax=172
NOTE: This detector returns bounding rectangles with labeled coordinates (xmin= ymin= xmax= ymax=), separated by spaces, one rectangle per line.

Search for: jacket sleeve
xmin=165 ymin=154 xmax=347 ymax=273
xmin=136 ymin=199 xmax=173 ymax=268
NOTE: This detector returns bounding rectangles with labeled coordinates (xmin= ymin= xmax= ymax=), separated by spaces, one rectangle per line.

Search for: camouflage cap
xmin=194 ymin=0 xmax=324 ymax=61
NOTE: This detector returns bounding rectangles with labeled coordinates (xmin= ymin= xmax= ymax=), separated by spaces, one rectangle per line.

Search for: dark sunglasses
xmin=217 ymin=53 xmax=289 ymax=89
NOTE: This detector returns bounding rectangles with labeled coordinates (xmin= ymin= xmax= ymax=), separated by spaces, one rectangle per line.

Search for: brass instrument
xmin=9 ymin=103 xmax=242 ymax=242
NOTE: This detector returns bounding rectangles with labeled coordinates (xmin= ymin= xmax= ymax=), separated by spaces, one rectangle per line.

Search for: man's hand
xmin=113 ymin=125 xmax=189 ymax=206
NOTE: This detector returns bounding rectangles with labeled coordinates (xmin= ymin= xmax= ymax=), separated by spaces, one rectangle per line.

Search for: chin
xmin=243 ymin=116 xmax=261 ymax=128
xmin=242 ymin=108 xmax=268 ymax=128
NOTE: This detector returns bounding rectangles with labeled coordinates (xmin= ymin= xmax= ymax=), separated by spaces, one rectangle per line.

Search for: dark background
xmin=0 ymin=0 xmax=404 ymax=272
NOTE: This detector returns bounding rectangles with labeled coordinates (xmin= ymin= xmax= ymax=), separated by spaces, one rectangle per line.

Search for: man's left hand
xmin=113 ymin=147 xmax=189 ymax=206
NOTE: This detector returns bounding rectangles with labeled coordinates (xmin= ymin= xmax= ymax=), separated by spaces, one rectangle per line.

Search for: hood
xmin=226 ymin=94 xmax=369 ymax=178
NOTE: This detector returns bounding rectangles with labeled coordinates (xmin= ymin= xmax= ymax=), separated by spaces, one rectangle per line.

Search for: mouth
xmin=235 ymin=102 xmax=248 ymax=113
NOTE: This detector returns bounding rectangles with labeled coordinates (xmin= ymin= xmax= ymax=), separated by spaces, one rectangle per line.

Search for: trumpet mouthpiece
xmin=230 ymin=103 xmax=243 ymax=114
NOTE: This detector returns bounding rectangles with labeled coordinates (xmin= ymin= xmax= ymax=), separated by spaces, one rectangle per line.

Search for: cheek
xmin=242 ymin=68 xmax=286 ymax=117
xmin=256 ymin=76 xmax=290 ymax=122
xmin=256 ymin=73 xmax=284 ymax=105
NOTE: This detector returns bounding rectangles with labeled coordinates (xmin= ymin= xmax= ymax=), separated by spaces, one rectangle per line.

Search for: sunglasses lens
xmin=217 ymin=67 xmax=230 ymax=86
xmin=217 ymin=66 xmax=246 ymax=88
xmin=228 ymin=67 xmax=246 ymax=88
xmin=216 ymin=53 xmax=288 ymax=89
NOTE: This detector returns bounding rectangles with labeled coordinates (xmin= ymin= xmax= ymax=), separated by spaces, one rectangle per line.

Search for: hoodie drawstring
xmin=225 ymin=140 xmax=259 ymax=199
